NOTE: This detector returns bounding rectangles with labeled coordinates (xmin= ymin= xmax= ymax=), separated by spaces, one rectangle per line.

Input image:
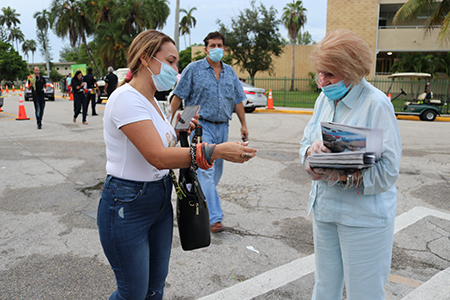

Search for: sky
xmin=6 ymin=0 xmax=327 ymax=64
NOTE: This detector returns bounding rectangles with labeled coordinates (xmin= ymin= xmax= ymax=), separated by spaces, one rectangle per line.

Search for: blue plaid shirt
xmin=173 ymin=58 xmax=246 ymax=122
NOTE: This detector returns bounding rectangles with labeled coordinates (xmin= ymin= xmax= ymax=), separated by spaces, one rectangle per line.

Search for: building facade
xmin=27 ymin=62 xmax=75 ymax=76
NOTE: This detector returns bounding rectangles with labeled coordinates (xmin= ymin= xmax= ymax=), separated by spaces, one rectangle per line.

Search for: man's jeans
xmin=97 ymin=175 xmax=173 ymax=300
xmin=33 ymin=96 xmax=45 ymax=125
xmin=196 ymin=120 xmax=229 ymax=225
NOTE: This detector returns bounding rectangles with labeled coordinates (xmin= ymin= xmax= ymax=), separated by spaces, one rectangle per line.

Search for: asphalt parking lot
xmin=0 ymin=91 xmax=449 ymax=300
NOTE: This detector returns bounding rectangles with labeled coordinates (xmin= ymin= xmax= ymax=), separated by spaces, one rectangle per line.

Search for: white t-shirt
xmin=103 ymin=83 xmax=177 ymax=181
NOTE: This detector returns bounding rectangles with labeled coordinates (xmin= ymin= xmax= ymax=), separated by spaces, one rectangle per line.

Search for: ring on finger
xmin=240 ymin=152 xmax=252 ymax=159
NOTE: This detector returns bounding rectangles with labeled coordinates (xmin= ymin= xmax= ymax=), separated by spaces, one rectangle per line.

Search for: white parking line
xmin=198 ymin=207 xmax=450 ymax=300
xmin=401 ymin=267 xmax=450 ymax=300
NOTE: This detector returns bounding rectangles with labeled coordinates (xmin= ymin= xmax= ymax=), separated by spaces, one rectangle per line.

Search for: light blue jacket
xmin=300 ymin=78 xmax=402 ymax=227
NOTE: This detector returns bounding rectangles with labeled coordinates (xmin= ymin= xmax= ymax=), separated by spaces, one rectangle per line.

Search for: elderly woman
xmin=300 ymin=29 xmax=402 ymax=300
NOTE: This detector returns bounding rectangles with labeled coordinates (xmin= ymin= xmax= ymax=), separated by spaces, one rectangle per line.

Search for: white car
xmin=167 ymin=81 xmax=267 ymax=113
xmin=97 ymin=68 xmax=129 ymax=100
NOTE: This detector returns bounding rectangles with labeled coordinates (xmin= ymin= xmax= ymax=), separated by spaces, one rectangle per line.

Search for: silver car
xmin=25 ymin=76 xmax=55 ymax=101
xmin=241 ymin=81 xmax=267 ymax=113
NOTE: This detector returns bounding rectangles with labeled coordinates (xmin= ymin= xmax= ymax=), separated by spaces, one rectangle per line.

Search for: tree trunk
xmin=81 ymin=33 xmax=102 ymax=78
xmin=174 ymin=0 xmax=180 ymax=51
xmin=290 ymin=42 xmax=295 ymax=91
xmin=44 ymin=34 xmax=50 ymax=77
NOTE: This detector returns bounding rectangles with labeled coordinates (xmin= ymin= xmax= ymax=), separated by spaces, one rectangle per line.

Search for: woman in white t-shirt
xmin=97 ymin=30 xmax=257 ymax=300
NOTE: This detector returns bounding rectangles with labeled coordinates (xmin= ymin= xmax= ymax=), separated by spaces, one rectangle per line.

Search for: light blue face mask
xmin=322 ymin=80 xmax=352 ymax=100
xmin=147 ymin=57 xmax=178 ymax=91
xmin=209 ymin=48 xmax=224 ymax=62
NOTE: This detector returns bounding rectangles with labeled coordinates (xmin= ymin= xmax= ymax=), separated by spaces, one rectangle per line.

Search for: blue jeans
xmin=196 ymin=120 xmax=229 ymax=225
xmin=312 ymin=219 xmax=394 ymax=300
xmin=97 ymin=175 xmax=173 ymax=300
xmin=33 ymin=96 xmax=45 ymax=126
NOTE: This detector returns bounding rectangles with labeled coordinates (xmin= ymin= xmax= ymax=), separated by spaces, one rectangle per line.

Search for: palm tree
xmin=50 ymin=0 xmax=101 ymax=77
xmin=0 ymin=6 xmax=21 ymax=47
xmin=282 ymin=0 xmax=307 ymax=91
xmin=10 ymin=27 xmax=24 ymax=51
xmin=22 ymin=39 xmax=36 ymax=66
xmin=179 ymin=7 xmax=197 ymax=48
xmin=28 ymin=39 xmax=37 ymax=68
xmin=34 ymin=9 xmax=52 ymax=74
xmin=393 ymin=0 xmax=450 ymax=44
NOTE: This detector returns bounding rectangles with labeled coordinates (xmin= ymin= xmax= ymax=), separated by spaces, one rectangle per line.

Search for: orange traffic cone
xmin=266 ymin=89 xmax=274 ymax=110
xmin=388 ymin=93 xmax=391 ymax=101
xmin=6 ymin=85 xmax=8 ymax=93
xmin=16 ymin=94 xmax=30 ymax=120
xmin=0 ymin=86 xmax=3 ymax=93
xmin=20 ymin=85 xmax=23 ymax=92
xmin=70 ymin=92 xmax=74 ymax=101
xmin=12 ymin=85 xmax=15 ymax=92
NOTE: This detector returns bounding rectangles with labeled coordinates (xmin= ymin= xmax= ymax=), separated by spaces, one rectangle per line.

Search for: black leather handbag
xmin=172 ymin=129 xmax=211 ymax=251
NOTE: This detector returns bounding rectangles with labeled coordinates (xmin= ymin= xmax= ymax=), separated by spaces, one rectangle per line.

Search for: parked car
xmin=240 ymin=81 xmax=267 ymax=113
xmin=97 ymin=68 xmax=129 ymax=101
xmin=167 ymin=81 xmax=267 ymax=113
xmin=25 ymin=76 xmax=55 ymax=101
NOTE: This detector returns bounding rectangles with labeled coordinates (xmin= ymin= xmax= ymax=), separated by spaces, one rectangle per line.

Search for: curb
xmin=255 ymin=108 xmax=450 ymax=122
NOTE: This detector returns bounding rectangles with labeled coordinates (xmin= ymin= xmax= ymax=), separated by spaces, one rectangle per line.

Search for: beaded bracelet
xmin=189 ymin=143 xmax=198 ymax=170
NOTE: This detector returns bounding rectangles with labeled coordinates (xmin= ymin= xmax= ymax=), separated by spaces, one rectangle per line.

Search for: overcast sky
xmin=7 ymin=0 xmax=327 ymax=63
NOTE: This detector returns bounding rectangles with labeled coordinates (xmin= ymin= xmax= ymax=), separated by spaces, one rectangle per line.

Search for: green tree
xmin=282 ymin=0 xmax=307 ymax=91
xmin=0 ymin=6 xmax=21 ymax=49
xmin=391 ymin=52 xmax=433 ymax=74
xmin=22 ymin=39 xmax=34 ymax=65
xmin=298 ymin=30 xmax=314 ymax=45
xmin=34 ymin=9 xmax=52 ymax=74
xmin=0 ymin=41 xmax=28 ymax=82
xmin=179 ymin=7 xmax=197 ymax=48
xmin=218 ymin=1 xmax=283 ymax=85
xmin=393 ymin=0 xmax=450 ymax=44
xmin=50 ymin=0 xmax=101 ymax=77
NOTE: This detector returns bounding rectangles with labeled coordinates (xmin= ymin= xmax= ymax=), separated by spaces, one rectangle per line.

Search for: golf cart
xmin=386 ymin=73 xmax=444 ymax=121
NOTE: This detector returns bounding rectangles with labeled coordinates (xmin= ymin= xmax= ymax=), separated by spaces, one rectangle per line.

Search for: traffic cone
xmin=70 ymin=92 xmax=74 ymax=101
xmin=16 ymin=94 xmax=30 ymax=120
xmin=388 ymin=93 xmax=391 ymax=101
xmin=266 ymin=89 xmax=274 ymax=110
xmin=20 ymin=85 xmax=23 ymax=92
xmin=0 ymin=86 xmax=3 ymax=93
xmin=12 ymin=85 xmax=15 ymax=92
xmin=6 ymin=85 xmax=8 ymax=93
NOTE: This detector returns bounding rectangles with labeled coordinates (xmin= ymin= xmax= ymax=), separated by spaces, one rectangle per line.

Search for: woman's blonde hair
xmin=119 ymin=30 xmax=175 ymax=87
xmin=311 ymin=29 xmax=372 ymax=86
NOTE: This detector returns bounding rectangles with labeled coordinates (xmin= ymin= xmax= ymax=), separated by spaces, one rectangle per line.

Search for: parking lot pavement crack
xmin=225 ymin=227 xmax=284 ymax=240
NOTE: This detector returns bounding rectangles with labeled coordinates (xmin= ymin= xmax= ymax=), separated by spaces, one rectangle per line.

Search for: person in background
xmin=170 ymin=31 xmax=249 ymax=233
xmin=300 ymin=29 xmax=402 ymax=300
xmin=83 ymin=67 xmax=100 ymax=116
xmin=28 ymin=66 xmax=47 ymax=129
xmin=104 ymin=66 xmax=118 ymax=100
xmin=97 ymin=29 xmax=257 ymax=300
xmin=66 ymin=73 xmax=72 ymax=98
xmin=71 ymin=70 xmax=88 ymax=125
xmin=62 ymin=75 xmax=68 ymax=97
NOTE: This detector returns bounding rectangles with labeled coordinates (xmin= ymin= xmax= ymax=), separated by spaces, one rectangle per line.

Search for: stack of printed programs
xmin=306 ymin=122 xmax=383 ymax=169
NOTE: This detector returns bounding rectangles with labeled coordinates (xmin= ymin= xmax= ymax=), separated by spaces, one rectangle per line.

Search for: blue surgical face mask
xmin=321 ymin=80 xmax=352 ymax=100
xmin=147 ymin=57 xmax=178 ymax=91
xmin=209 ymin=48 xmax=224 ymax=62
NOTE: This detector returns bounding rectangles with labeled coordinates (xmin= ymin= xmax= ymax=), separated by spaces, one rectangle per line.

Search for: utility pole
xmin=174 ymin=0 xmax=180 ymax=51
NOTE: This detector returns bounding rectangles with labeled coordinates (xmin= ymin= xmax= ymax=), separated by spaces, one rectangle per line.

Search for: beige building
xmin=27 ymin=62 xmax=75 ymax=76
xmin=194 ymin=0 xmax=449 ymax=81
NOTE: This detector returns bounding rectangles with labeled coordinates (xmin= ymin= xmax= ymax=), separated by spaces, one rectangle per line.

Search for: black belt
xmin=199 ymin=118 xmax=226 ymax=124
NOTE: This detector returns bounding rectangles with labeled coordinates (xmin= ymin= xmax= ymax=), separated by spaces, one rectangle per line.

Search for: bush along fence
xmin=246 ymin=77 xmax=450 ymax=114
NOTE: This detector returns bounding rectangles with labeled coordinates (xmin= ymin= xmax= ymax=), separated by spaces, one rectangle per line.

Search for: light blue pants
xmin=195 ymin=120 xmax=229 ymax=225
xmin=312 ymin=219 xmax=394 ymax=300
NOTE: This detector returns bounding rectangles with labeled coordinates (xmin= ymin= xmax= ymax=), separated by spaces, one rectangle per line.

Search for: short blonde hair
xmin=119 ymin=30 xmax=175 ymax=87
xmin=311 ymin=29 xmax=372 ymax=86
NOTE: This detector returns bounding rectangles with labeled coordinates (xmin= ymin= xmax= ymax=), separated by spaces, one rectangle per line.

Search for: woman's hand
xmin=174 ymin=112 xmax=199 ymax=140
xmin=305 ymin=163 xmax=346 ymax=182
xmin=212 ymin=141 xmax=257 ymax=163
xmin=309 ymin=140 xmax=332 ymax=155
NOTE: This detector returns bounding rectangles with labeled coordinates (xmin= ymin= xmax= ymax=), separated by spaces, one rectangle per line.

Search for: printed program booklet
xmin=306 ymin=122 xmax=383 ymax=169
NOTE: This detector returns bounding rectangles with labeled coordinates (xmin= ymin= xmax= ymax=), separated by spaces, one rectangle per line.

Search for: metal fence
xmin=247 ymin=77 xmax=450 ymax=114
